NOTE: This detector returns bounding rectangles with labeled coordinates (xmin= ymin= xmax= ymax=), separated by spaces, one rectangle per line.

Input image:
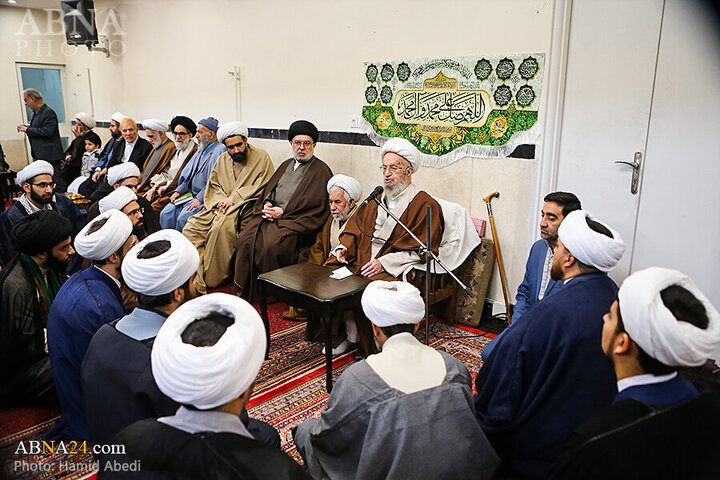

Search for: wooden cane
xmin=483 ymin=191 xmax=513 ymax=324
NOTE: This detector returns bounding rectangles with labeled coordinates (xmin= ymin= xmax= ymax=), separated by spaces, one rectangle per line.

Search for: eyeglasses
xmin=173 ymin=131 xmax=190 ymax=137
xmin=127 ymin=207 xmax=144 ymax=217
xmin=31 ymin=182 xmax=55 ymax=189
xmin=292 ymin=140 xmax=313 ymax=147
xmin=379 ymin=165 xmax=407 ymax=173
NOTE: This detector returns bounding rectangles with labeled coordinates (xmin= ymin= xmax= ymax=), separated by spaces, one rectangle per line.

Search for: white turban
xmin=141 ymin=118 xmax=167 ymax=132
xmin=111 ymin=111 xmax=126 ymax=124
xmin=75 ymin=112 xmax=96 ymax=129
xmin=122 ymin=229 xmax=199 ymax=295
xmin=151 ymin=293 xmax=266 ymax=409
xmin=380 ymin=137 xmax=420 ymax=172
xmin=619 ymin=267 xmax=720 ymax=368
xmin=107 ymin=163 xmax=140 ymax=186
xmin=75 ymin=209 xmax=133 ymax=261
xmin=16 ymin=160 xmax=54 ymax=185
xmin=558 ymin=210 xmax=625 ymax=272
xmin=327 ymin=174 xmax=362 ymax=201
xmin=361 ymin=281 xmax=425 ymax=327
xmin=217 ymin=121 xmax=249 ymax=144
xmin=99 ymin=186 xmax=137 ymax=214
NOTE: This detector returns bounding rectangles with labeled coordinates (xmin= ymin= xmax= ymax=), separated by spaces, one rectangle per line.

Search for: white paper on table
xmin=330 ymin=266 xmax=353 ymax=279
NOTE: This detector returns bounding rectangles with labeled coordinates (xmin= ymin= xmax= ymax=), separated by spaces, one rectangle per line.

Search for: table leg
xmin=321 ymin=305 xmax=333 ymax=393
xmin=258 ymin=282 xmax=271 ymax=359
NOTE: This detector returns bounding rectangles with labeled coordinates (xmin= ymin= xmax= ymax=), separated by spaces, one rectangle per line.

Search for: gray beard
xmin=386 ymin=178 xmax=410 ymax=198
xmin=174 ymin=139 xmax=190 ymax=151
xmin=293 ymin=153 xmax=313 ymax=164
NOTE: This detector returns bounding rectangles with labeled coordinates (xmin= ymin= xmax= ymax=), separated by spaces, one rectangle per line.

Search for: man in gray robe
xmin=293 ymin=280 xmax=499 ymax=480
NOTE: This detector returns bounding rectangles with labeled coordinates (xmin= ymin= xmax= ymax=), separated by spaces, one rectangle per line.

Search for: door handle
xmin=614 ymin=152 xmax=642 ymax=195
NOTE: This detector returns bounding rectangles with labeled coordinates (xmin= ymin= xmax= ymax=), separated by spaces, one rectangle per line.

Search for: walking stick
xmin=483 ymin=192 xmax=513 ymax=325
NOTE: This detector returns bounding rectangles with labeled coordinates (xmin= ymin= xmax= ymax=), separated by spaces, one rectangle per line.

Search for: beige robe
xmin=182 ymin=145 xmax=274 ymax=293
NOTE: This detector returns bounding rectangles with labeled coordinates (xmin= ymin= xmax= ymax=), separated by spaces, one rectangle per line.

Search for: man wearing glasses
xmin=328 ymin=137 xmax=443 ymax=280
xmin=149 ymin=116 xmax=198 ymax=214
xmin=234 ymin=120 xmax=333 ymax=299
xmin=0 ymin=161 xmax=84 ymax=267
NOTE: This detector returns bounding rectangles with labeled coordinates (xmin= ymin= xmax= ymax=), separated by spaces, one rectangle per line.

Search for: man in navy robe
xmin=483 ymin=192 xmax=582 ymax=360
xmin=474 ymin=210 xmax=626 ymax=479
xmin=0 ymin=161 xmax=84 ymax=268
xmin=549 ymin=267 xmax=720 ymax=479
xmin=46 ymin=210 xmax=137 ymax=440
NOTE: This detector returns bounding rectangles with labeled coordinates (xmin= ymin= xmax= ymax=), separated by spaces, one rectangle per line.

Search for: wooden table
xmin=257 ymin=263 xmax=372 ymax=392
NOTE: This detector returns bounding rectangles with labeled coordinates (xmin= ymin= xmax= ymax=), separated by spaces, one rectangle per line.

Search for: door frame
xmin=15 ymin=61 xmax=71 ymax=163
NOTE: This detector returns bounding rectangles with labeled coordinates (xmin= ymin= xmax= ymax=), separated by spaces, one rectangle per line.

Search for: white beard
xmin=174 ymin=139 xmax=190 ymax=151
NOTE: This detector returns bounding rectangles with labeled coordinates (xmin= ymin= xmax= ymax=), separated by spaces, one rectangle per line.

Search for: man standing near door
xmin=17 ymin=88 xmax=67 ymax=192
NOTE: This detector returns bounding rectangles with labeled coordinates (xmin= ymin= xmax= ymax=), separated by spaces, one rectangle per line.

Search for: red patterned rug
xmin=0 ymin=300 xmax=495 ymax=478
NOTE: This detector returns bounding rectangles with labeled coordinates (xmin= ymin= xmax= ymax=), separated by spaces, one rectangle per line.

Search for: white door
xmin=554 ymin=0 xmax=664 ymax=283
xmin=630 ymin=0 xmax=720 ymax=307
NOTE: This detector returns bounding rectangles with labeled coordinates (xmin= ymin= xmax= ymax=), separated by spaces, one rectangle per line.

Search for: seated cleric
xmin=327 ymin=137 xmax=443 ymax=279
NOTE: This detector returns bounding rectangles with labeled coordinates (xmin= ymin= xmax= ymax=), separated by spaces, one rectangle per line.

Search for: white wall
xmin=2 ymin=0 xmax=556 ymax=304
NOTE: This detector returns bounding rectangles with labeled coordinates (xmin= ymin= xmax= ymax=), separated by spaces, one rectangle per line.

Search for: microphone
xmin=360 ymin=185 xmax=384 ymax=207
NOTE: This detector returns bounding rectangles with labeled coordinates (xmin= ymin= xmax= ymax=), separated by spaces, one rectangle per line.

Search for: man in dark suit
xmin=108 ymin=118 xmax=153 ymax=171
xmin=17 ymin=88 xmax=66 ymax=191
xmin=482 ymin=191 xmax=582 ymax=360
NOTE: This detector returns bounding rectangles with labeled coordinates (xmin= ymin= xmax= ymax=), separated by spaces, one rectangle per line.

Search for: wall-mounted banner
xmin=362 ymin=54 xmax=545 ymax=167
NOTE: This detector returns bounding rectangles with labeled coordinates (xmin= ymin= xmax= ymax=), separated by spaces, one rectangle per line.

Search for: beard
xmin=174 ymin=138 xmax=190 ymax=151
xmin=150 ymin=137 xmax=163 ymax=148
xmin=331 ymin=210 xmax=348 ymax=222
xmin=385 ymin=176 xmax=410 ymax=198
xmin=550 ymin=260 xmax=563 ymax=281
xmin=132 ymin=222 xmax=145 ymax=236
xmin=293 ymin=151 xmax=313 ymax=163
xmin=30 ymin=188 xmax=52 ymax=205
xmin=230 ymin=148 xmax=248 ymax=163
xmin=46 ymin=251 xmax=69 ymax=272
xmin=111 ymin=129 xmax=122 ymax=139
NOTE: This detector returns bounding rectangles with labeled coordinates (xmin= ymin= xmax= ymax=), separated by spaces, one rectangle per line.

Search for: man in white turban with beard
xmin=284 ymin=174 xmax=367 ymax=354
xmin=549 ymin=267 xmax=720 ymax=479
xmin=108 ymin=293 xmax=309 ymax=479
xmin=474 ymin=210 xmax=626 ymax=480
xmin=182 ymin=121 xmax=274 ymax=294
xmin=294 ymin=280 xmax=499 ymax=479
xmin=46 ymin=210 xmax=137 ymax=441
xmin=137 ymin=119 xmax=176 ymax=196
xmin=327 ymin=137 xmax=443 ymax=280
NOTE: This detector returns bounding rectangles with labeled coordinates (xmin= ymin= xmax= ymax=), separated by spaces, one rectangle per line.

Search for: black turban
xmin=288 ymin=120 xmax=318 ymax=143
xmin=11 ymin=210 xmax=73 ymax=255
xmin=170 ymin=116 xmax=197 ymax=136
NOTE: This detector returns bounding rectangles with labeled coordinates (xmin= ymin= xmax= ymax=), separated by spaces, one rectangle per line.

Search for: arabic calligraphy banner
xmin=361 ymin=54 xmax=545 ymax=167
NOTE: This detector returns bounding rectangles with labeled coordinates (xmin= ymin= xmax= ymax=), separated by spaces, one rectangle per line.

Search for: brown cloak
xmin=150 ymin=142 xmax=198 ymax=213
xmin=137 ymin=140 xmax=177 ymax=194
xmin=326 ymin=189 xmax=443 ymax=281
xmin=234 ymin=157 xmax=333 ymax=296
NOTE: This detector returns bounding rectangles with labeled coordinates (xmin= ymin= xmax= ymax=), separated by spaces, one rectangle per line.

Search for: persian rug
xmin=0 ymin=300 xmax=495 ymax=478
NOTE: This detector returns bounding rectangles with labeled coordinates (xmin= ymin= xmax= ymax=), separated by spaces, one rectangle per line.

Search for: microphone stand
xmin=373 ymin=198 xmax=474 ymax=345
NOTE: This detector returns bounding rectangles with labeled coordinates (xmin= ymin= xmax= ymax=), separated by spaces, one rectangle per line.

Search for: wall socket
xmin=350 ymin=116 xmax=362 ymax=129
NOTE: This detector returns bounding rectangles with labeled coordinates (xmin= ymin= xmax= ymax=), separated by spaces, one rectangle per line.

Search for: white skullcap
xmin=107 ymin=163 xmax=140 ymax=186
xmin=122 ymin=229 xmax=199 ymax=295
xmin=111 ymin=111 xmax=126 ymax=124
xmin=361 ymin=281 xmax=425 ymax=327
xmin=141 ymin=118 xmax=167 ymax=132
xmin=327 ymin=174 xmax=362 ymax=201
xmin=558 ymin=210 xmax=625 ymax=272
xmin=619 ymin=267 xmax=720 ymax=367
xmin=75 ymin=112 xmax=96 ymax=129
xmin=75 ymin=209 xmax=133 ymax=261
xmin=151 ymin=293 xmax=266 ymax=409
xmin=99 ymin=186 xmax=137 ymax=214
xmin=16 ymin=160 xmax=54 ymax=185
xmin=380 ymin=137 xmax=420 ymax=172
xmin=217 ymin=121 xmax=249 ymax=144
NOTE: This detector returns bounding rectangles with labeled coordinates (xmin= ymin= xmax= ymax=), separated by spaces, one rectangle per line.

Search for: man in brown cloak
xmin=327 ymin=137 xmax=443 ymax=280
xmin=182 ymin=121 xmax=275 ymax=294
xmin=234 ymin=120 xmax=333 ymax=298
